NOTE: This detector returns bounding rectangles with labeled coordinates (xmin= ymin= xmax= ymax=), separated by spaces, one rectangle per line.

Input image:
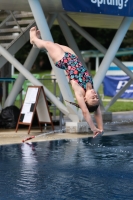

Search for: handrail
xmin=9 ymin=11 xmax=23 ymax=34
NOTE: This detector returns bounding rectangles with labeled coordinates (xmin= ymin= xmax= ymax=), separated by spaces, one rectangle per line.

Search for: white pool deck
xmin=0 ymin=111 xmax=133 ymax=146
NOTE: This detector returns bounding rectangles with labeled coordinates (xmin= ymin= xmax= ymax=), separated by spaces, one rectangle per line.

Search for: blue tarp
xmin=62 ymin=0 xmax=133 ymax=17
xmin=103 ymin=75 xmax=133 ymax=98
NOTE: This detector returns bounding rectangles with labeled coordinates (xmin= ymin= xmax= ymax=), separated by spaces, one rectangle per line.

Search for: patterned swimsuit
xmin=55 ymin=52 xmax=93 ymax=91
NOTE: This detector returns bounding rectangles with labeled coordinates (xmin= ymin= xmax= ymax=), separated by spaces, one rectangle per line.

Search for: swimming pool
xmin=0 ymin=133 xmax=133 ymax=200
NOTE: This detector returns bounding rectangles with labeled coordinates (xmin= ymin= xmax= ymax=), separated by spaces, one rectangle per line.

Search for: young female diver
xmin=30 ymin=27 xmax=103 ymax=137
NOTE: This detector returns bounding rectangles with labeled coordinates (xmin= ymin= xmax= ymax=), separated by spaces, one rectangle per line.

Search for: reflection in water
xmin=16 ymin=142 xmax=38 ymax=196
xmin=0 ymin=134 xmax=133 ymax=199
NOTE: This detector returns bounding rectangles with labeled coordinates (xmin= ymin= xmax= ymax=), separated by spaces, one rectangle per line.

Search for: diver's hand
xmin=92 ymin=128 xmax=103 ymax=138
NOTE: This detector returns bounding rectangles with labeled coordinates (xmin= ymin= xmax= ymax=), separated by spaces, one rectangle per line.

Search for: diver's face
xmin=84 ymin=89 xmax=99 ymax=106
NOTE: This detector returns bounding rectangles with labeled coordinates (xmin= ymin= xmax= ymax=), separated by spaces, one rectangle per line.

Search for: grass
xmin=13 ymin=70 xmax=133 ymax=112
xmin=103 ymin=101 xmax=133 ymax=112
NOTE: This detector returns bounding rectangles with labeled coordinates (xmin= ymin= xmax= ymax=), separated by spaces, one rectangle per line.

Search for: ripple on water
xmin=0 ymin=133 xmax=133 ymax=199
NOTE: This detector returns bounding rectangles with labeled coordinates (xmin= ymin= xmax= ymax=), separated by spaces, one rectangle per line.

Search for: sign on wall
xmin=106 ymin=62 xmax=133 ymax=76
xmin=103 ymin=75 xmax=133 ymax=98
xmin=62 ymin=0 xmax=133 ymax=17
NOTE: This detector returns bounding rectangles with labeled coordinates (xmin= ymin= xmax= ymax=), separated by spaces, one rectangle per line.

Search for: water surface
xmin=0 ymin=133 xmax=133 ymax=200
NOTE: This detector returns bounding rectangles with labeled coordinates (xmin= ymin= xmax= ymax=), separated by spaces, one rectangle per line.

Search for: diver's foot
xmin=36 ymin=30 xmax=41 ymax=39
xmin=30 ymin=26 xmax=37 ymax=45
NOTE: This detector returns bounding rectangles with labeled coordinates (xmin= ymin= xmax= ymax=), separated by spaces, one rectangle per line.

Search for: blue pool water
xmin=0 ymin=133 xmax=133 ymax=200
